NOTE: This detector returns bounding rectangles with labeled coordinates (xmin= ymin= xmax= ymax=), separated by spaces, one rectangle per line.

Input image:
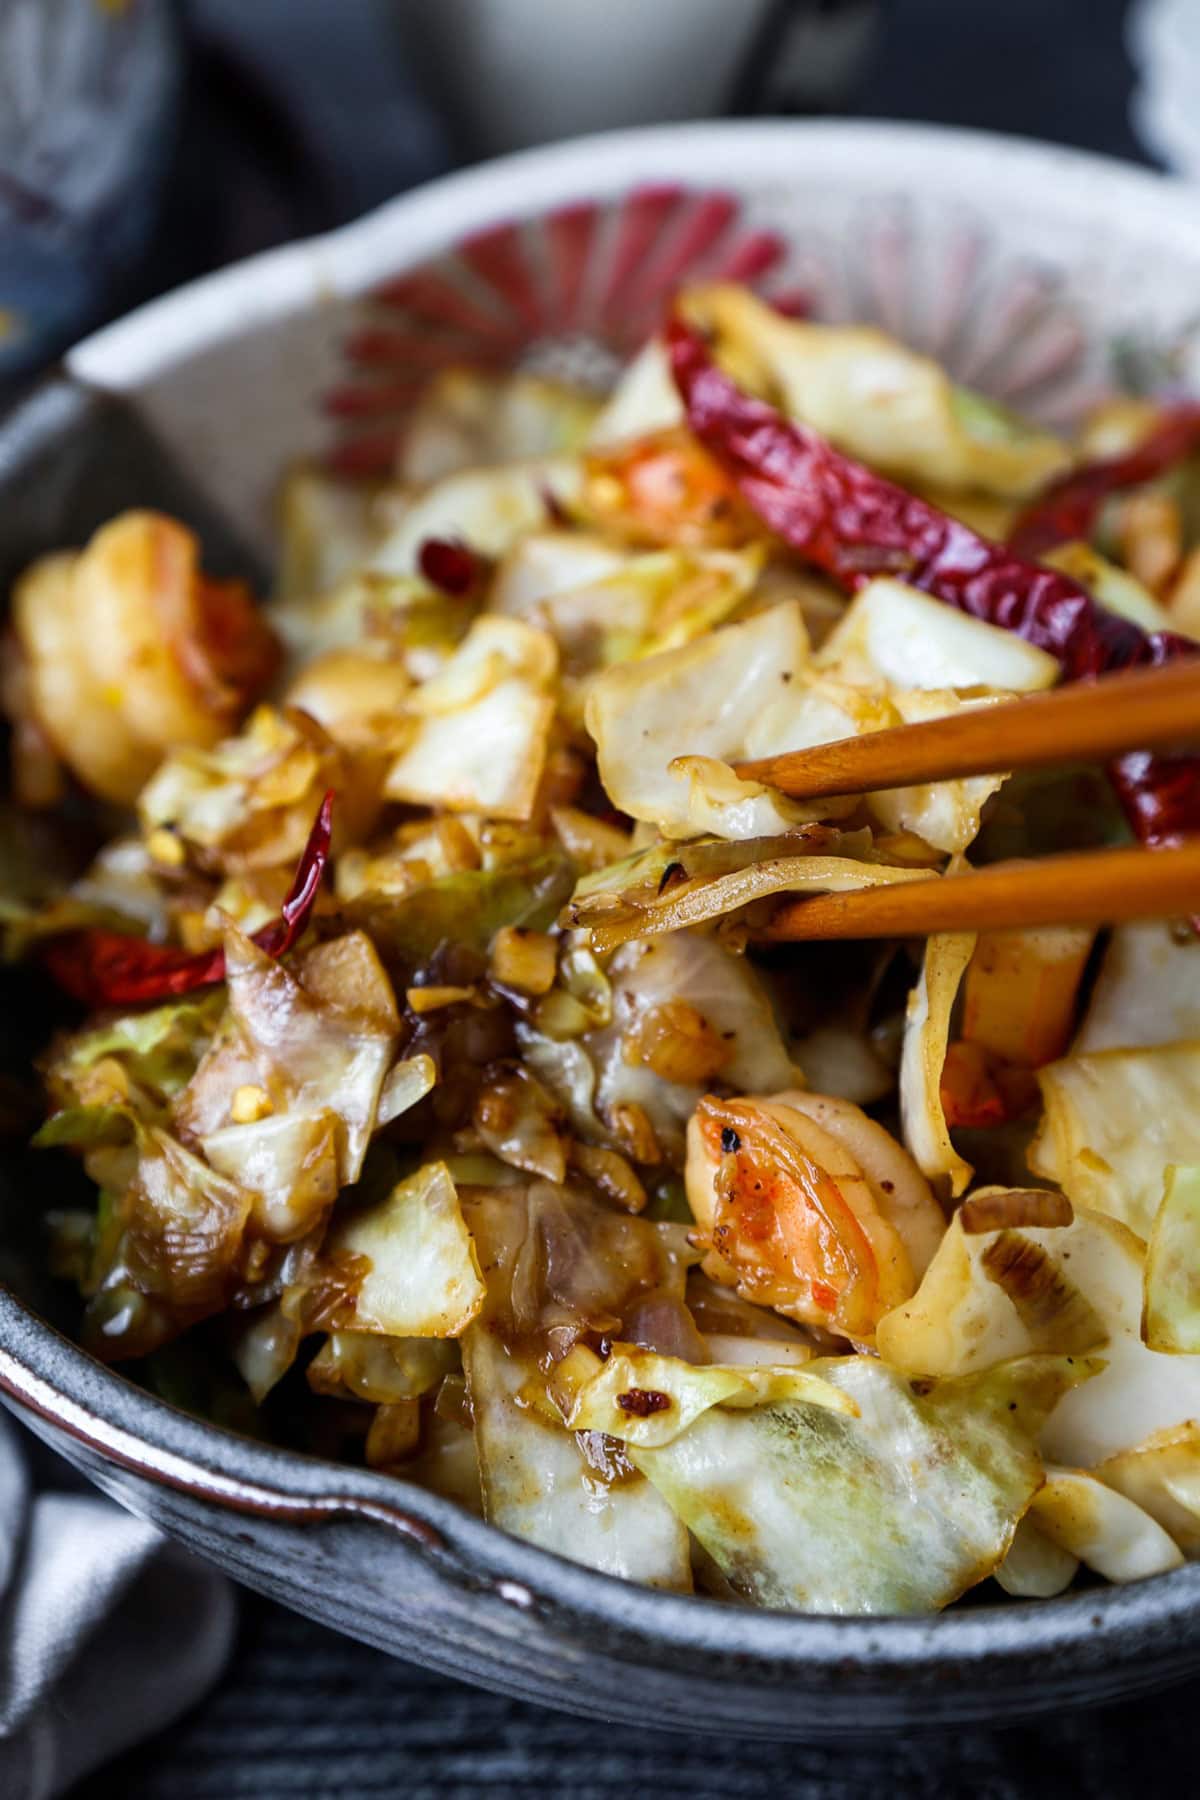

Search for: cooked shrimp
xmin=685 ymin=1093 xmax=926 ymax=1340
xmin=583 ymin=428 xmax=752 ymax=548
xmin=765 ymin=1089 xmax=946 ymax=1279
xmin=10 ymin=511 xmax=278 ymax=806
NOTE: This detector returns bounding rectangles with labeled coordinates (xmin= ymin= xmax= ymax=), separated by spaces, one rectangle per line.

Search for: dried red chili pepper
xmin=1009 ymin=405 xmax=1200 ymax=559
xmin=418 ymin=536 xmax=481 ymax=596
xmin=43 ymin=790 xmax=334 ymax=1007
xmin=666 ymin=315 xmax=1200 ymax=848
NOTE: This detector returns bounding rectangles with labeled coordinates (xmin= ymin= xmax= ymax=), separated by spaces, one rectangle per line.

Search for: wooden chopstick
xmin=735 ymin=659 xmax=1200 ymax=801
xmin=756 ymin=839 xmax=1200 ymax=941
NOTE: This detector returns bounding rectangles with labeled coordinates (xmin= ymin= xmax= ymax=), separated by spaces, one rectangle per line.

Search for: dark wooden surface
xmin=88 ymin=1596 xmax=1200 ymax=1799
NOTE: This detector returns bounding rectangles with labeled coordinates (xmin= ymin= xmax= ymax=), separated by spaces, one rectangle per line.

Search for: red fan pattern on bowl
xmin=325 ymin=184 xmax=807 ymax=476
xmin=321 ymin=185 xmax=1115 ymax=479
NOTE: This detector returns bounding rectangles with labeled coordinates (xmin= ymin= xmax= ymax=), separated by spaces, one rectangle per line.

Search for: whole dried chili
xmin=1009 ymin=405 xmax=1200 ymax=558
xmin=43 ymin=790 xmax=334 ymax=1007
xmin=666 ymin=315 xmax=1200 ymax=848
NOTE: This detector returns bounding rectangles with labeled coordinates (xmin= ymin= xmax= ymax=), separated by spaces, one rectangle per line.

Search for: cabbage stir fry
xmin=7 ymin=282 xmax=1200 ymax=1618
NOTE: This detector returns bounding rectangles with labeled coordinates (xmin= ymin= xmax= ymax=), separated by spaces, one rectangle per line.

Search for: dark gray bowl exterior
xmin=4 ymin=373 xmax=1200 ymax=1736
xmin=5 ymin=1290 xmax=1200 ymax=1735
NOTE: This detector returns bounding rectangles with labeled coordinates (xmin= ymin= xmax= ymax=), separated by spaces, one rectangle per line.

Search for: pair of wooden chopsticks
xmin=734 ymin=659 xmax=1200 ymax=940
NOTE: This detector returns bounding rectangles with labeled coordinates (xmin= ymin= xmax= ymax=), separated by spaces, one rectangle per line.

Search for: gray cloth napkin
xmin=0 ymin=1413 xmax=235 ymax=1800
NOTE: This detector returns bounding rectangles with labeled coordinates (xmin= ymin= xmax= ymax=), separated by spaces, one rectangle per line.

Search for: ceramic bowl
xmin=6 ymin=121 xmax=1200 ymax=1736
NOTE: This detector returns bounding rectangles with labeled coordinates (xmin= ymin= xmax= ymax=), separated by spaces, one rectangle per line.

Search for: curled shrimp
xmin=582 ymin=428 xmax=753 ymax=548
xmin=685 ymin=1092 xmax=939 ymax=1341
xmin=9 ymin=511 xmax=279 ymax=806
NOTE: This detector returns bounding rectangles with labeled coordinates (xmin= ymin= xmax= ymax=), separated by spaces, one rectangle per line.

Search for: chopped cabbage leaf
xmin=877 ymin=1194 xmax=1106 ymax=1369
xmin=790 ymin=1023 xmax=893 ymax=1107
xmin=1030 ymin=1464 xmax=1183 ymax=1582
xmin=461 ymin=1325 xmax=692 ymax=1588
xmin=588 ymin=588 xmax=1042 ymax=850
xmin=457 ymin=1182 xmax=693 ymax=1582
xmin=699 ymin=1332 xmax=815 ymax=1368
xmin=370 ymin=459 xmax=582 ymax=576
xmin=629 ymin=1353 xmax=1093 ymax=1614
xmin=284 ymin=646 xmax=411 ymax=751
xmin=659 ymin=756 xmax=834 ymax=844
xmin=552 ymin=1341 xmax=855 ymax=1449
xmin=460 ymin=1182 xmax=696 ymax=1350
xmin=1075 ymin=922 xmax=1200 ymax=1054
xmin=1045 ymin=541 xmax=1173 ymax=632
xmin=1144 ymin=1165 xmax=1200 ymax=1353
xmin=399 ymin=368 xmax=599 ymax=485
xmin=536 ymin=546 xmax=761 ymax=671
xmin=686 ymin=285 xmax=1071 ymax=498
xmin=383 ymin=615 xmax=557 ymax=820
xmin=508 ymin=546 xmax=767 ymax=738
xmin=877 ymin=1198 xmax=1200 ymax=1469
xmin=61 ymin=835 xmax=172 ymax=939
xmin=566 ymin=830 xmax=929 ymax=956
xmin=230 ymin=1298 xmax=309 ymax=1405
xmin=268 ymin=570 xmax=471 ymax=690
xmin=900 ymin=929 xmax=976 ymax=1198
xmin=586 ymin=603 xmax=817 ymax=839
xmin=600 ymin=935 xmax=780 ymax=1096
xmin=995 ymin=1515 xmax=1079 ymax=1598
xmin=98 ymin=1126 xmax=254 ymax=1334
xmin=1096 ymin=1423 xmax=1200 ymax=1555
xmin=587 ymin=338 xmax=684 ymax=448
xmin=1030 ymin=1041 xmax=1200 ymax=1238
xmin=866 ymin=688 xmax=1010 ymax=855
xmin=566 ymin=931 xmax=800 ymax=1158
xmin=491 ymin=530 xmax=630 ymax=618
xmin=472 ymin=1065 xmax=567 ymax=1184
xmin=204 ymin=1111 xmax=340 ymax=1247
xmin=583 ymin=854 xmax=926 ymax=956
xmin=400 ymin=1412 xmax=483 ymax=1516
xmin=177 ymin=926 xmax=399 ymax=1239
xmin=42 ymin=994 xmax=222 ymax=1118
xmin=377 ymin=1055 xmax=438 ymax=1126
xmin=34 ymin=1104 xmax=137 ymax=1153
xmin=347 ymin=852 xmax=573 ymax=967
xmin=307 ymin=1331 xmax=458 ymax=1404
xmin=815 ymin=578 xmax=1060 ymax=693
xmin=140 ymin=704 xmax=371 ymax=874
xmin=276 ymin=463 xmax=383 ymax=602
xmin=323 ymin=1163 xmax=484 ymax=1337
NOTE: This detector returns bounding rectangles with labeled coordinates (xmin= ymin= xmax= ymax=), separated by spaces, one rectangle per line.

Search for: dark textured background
xmin=37 ymin=0 xmax=1185 ymax=1791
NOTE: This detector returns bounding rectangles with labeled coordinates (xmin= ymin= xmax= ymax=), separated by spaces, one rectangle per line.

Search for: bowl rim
xmin=10 ymin=114 xmax=1200 ymax=1671
xmin=65 ymin=116 xmax=1200 ymax=397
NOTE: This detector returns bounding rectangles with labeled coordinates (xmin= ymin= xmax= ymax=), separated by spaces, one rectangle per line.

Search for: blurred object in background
xmin=390 ymin=0 xmax=883 ymax=160
xmin=853 ymin=0 xmax=1147 ymax=165
xmin=1128 ymin=0 xmax=1200 ymax=178
xmin=730 ymin=0 xmax=883 ymax=115
xmin=0 ymin=0 xmax=183 ymax=377
xmin=193 ymin=0 xmax=447 ymax=230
